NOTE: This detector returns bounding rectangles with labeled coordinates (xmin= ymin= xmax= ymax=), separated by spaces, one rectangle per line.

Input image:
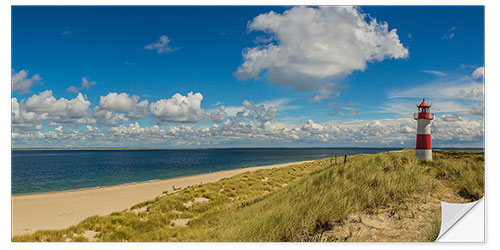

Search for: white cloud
xmin=219 ymin=100 xmax=280 ymax=129
xmin=429 ymin=100 xmax=471 ymax=113
xmin=12 ymin=116 xmax=483 ymax=148
xmin=432 ymin=116 xmax=483 ymax=142
xmin=150 ymin=92 xmax=206 ymax=123
xmin=209 ymin=106 xmax=227 ymax=122
xmin=66 ymin=86 xmax=79 ymax=93
xmin=95 ymin=92 xmax=149 ymax=125
xmin=441 ymin=27 xmax=456 ymax=39
xmin=67 ymin=77 xmax=96 ymax=93
xmin=303 ymin=119 xmax=324 ymax=132
xmin=388 ymin=75 xmax=484 ymax=101
xmin=92 ymin=108 xmax=130 ymax=126
xmin=99 ymin=92 xmax=140 ymax=112
xmin=16 ymin=90 xmax=94 ymax=127
xmin=466 ymin=104 xmax=485 ymax=116
xmin=66 ymin=93 xmax=93 ymax=118
xmin=127 ymin=99 xmax=150 ymax=119
xmin=26 ymin=90 xmax=70 ymax=112
xmin=81 ymin=77 xmax=96 ymax=88
xmin=12 ymin=90 xmax=482 ymax=148
xmin=108 ymin=122 xmax=169 ymax=142
xmin=210 ymin=101 xmax=223 ymax=107
xmin=438 ymin=104 xmax=484 ymax=122
xmin=235 ymin=6 xmax=408 ymax=101
xmin=12 ymin=97 xmax=47 ymax=130
xmin=224 ymin=98 xmax=297 ymax=117
xmin=380 ymin=99 xmax=474 ymax=118
xmin=12 ymin=69 xmax=41 ymax=93
xmin=421 ymin=70 xmax=447 ymax=77
xmin=242 ymin=100 xmax=279 ymax=123
xmin=144 ymin=35 xmax=177 ymax=54
xmin=472 ymin=66 xmax=484 ymax=79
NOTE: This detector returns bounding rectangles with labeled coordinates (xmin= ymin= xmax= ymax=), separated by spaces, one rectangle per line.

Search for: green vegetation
xmin=420 ymin=212 xmax=442 ymax=242
xmin=13 ymin=149 xmax=484 ymax=242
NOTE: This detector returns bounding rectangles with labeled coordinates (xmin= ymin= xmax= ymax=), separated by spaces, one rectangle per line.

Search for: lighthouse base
xmin=416 ymin=149 xmax=432 ymax=161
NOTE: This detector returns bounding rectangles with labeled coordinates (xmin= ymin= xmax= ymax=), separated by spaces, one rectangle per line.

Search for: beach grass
xmin=12 ymin=149 xmax=484 ymax=242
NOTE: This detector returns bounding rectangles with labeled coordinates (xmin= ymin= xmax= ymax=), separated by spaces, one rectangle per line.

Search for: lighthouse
xmin=414 ymin=99 xmax=434 ymax=161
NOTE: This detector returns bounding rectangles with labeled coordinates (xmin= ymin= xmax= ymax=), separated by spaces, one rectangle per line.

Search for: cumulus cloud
xmin=12 ymin=97 xmax=47 ymax=130
xmin=99 ymin=92 xmax=140 ymax=112
xmin=439 ymin=104 xmax=485 ymax=122
xmin=224 ymin=98 xmax=297 ymax=117
xmin=466 ymin=104 xmax=485 ymax=116
xmin=242 ymin=100 xmax=278 ymax=123
xmin=25 ymin=90 xmax=68 ymax=112
xmin=303 ymin=119 xmax=324 ymax=132
xmin=472 ymin=66 xmax=484 ymax=79
xmin=94 ymin=92 xmax=149 ymax=125
xmin=144 ymin=35 xmax=178 ymax=54
xmin=209 ymin=106 xmax=228 ymax=122
xmin=13 ymin=90 xmax=233 ymax=128
xmin=218 ymin=100 xmax=279 ymax=129
xmin=14 ymin=90 xmax=94 ymax=128
xmin=12 ymin=115 xmax=483 ymax=148
xmin=150 ymin=92 xmax=206 ymax=124
xmin=93 ymin=108 xmax=131 ymax=126
xmin=439 ymin=113 xmax=463 ymax=122
xmin=432 ymin=116 xmax=483 ymax=142
xmin=67 ymin=77 xmax=96 ymax=93
xmin=12 ymin=69 xmax=41 ymax=93
xmin=11 ymin=91 xmax=482 ymax=148
xmin=235 ymin=6 xmax=408 ymax=101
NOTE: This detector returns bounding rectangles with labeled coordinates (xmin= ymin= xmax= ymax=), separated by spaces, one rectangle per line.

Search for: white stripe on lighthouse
xmin=416 ymin=149 xmax=432 ymax=161
xmin=417 ymin=119 xmax=431 ymax=134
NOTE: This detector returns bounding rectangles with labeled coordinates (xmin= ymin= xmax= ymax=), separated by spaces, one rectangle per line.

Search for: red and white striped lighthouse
xmin=414 ymin=99 xmax=434 ymax=161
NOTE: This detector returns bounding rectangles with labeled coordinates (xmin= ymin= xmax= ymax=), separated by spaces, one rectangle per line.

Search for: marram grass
xmin=13 ymin=149 xmax=483 ymax=242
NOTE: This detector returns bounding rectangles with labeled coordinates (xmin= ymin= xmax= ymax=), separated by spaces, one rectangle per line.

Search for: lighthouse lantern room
xmin=414 ymin=99 xmax=434 ymax=161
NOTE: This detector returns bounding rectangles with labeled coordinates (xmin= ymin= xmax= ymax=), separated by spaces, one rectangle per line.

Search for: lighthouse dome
xmin=417 ymin=99 xmax=431 ymax=108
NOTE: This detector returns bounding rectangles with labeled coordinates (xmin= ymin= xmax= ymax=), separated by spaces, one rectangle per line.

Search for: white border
xmin=2 ymin=1 xmax=497 ymax=250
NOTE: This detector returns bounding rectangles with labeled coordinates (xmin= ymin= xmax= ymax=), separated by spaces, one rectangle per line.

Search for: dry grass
xmin=12 ymin=149 xmax=483 ymax=242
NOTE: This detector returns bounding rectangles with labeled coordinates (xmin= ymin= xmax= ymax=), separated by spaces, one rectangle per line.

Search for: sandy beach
xmin=12 ymin=160 xmax=312 ymax=237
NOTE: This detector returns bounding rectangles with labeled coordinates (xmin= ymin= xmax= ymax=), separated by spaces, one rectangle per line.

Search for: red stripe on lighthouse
xmin=416 ymin=134 xmax=431 ymax=149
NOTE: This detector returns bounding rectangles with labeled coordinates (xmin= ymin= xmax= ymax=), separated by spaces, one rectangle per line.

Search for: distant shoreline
xmin=12 ymin=148 xmax=399 ymax=195
xmin=12 ymin=160 xmax=314 ymax=197
xmin=11 ymin=147 xmax=484 ymax=151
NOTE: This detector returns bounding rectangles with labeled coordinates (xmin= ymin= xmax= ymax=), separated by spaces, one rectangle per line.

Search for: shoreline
xmin=12 ymin=160 xmax=313 ymax=236
xmin=12 ymin=161 xmax=314 ymax=197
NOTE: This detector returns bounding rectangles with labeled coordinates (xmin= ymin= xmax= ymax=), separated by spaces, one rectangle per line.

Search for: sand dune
xmin=12 ymin=160 xmax=312 ymax=236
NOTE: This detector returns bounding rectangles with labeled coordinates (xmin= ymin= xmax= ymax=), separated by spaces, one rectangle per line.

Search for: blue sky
xmin=11 ymin=6 xmax=484 ymax=148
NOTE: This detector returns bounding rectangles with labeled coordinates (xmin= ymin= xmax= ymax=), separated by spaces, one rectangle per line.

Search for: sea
xmin=11 ymin=147 xmax=405 ymax=195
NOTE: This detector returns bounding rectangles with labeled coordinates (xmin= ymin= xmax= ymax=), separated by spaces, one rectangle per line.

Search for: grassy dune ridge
xmin=13 ymin=149 xmax=484 ymax=242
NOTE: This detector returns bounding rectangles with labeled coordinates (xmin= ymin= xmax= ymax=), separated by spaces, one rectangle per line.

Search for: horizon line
xmin=11 ymin=146 xmax=484 ymax=151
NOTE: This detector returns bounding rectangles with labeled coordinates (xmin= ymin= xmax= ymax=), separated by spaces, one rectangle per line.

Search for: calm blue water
xmin=12 ymin=148 xmax=401 ymax=195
